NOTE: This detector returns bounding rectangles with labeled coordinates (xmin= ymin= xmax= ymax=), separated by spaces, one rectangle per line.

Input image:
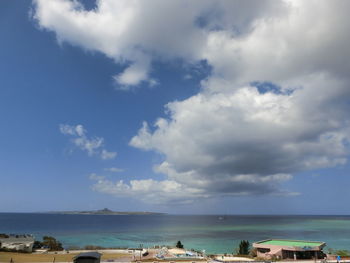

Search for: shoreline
xmin=1 ymin=250 xmax=350 ymax=263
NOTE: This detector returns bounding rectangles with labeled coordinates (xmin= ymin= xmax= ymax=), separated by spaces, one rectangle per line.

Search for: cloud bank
xmin=35 ymin=1 xmax=350 ymax=204
xmin=32 ymin=0 xmax=284 ymax=89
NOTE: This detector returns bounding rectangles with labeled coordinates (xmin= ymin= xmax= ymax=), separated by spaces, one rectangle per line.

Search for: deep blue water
xmin=0 ymin=213 xmax=350 ymax=254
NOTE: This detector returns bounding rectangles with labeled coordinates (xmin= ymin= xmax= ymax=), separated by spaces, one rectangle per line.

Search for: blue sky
xmin=1 ymin=0 xmax=350 ymax=214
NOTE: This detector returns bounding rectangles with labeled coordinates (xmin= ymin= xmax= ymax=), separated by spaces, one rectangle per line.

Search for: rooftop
xmin=255 ymin=239 xmax=324 ymax=248
xmin=0 ymin=234 xmax=34 ymax=243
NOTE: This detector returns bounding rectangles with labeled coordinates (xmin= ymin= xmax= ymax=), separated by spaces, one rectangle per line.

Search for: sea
xmin=0 ymin=213 xmax=349 ymax=254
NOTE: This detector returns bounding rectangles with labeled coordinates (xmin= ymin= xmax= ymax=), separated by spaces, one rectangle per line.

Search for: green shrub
xmin=42 ymin=236 xmax=64 ymax=251
xmin=176 ymin=241 xmax=184 ymax=249
xmin=237 ymin=240 xmax=250 ymax=255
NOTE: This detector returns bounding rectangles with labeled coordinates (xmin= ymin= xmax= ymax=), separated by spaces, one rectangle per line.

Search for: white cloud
xmin=33 ymin=0 xmax=350 ymax=89
xmin=100 ymin=149 xmax=117 ymax=160
xmin=104 ymin=167 xmax=124 ymax=173
xmin=32 ymin=0 xmax=284 ymax=89
xmin=35 ymin=1 xmax=350 ymax=204
xmin=201 ymin=1 xmax=350 ymax=88
xmin=128 ymin=75 xmax=349 ymax=203
xmin=113 ymin=55 xmax=151 ymax=89
xmin=89 ymin=173 xmax=105 ymax=181
xmin=90 ymin=174 xmax=208 ymax=204
xmin=60 ymin=124 xmax=86 ymax=136
xmin=60 ymin=124 xmax=117 ymax=160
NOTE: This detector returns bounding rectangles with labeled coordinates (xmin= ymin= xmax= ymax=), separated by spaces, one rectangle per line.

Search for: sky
xmin=1 ymin=0 xmax=350 ymax=214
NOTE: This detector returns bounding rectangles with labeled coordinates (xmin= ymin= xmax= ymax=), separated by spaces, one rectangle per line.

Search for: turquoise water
xmin=0 ymin=214 xmax=350 ymax=254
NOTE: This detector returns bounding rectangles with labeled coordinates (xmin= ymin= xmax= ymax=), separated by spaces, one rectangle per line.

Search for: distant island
xmin=45 ymin=208 xmax=165 ymax=215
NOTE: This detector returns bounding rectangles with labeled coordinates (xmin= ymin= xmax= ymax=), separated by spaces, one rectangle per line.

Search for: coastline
xmin=1 ymin=249 xmax=350 ymax=263
xmin=1 ymin=214 xmax=350 ymax=254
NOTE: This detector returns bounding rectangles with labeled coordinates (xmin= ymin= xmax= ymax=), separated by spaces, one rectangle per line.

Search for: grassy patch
xmin=0 ymin=252 xmax=127 ymax=262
